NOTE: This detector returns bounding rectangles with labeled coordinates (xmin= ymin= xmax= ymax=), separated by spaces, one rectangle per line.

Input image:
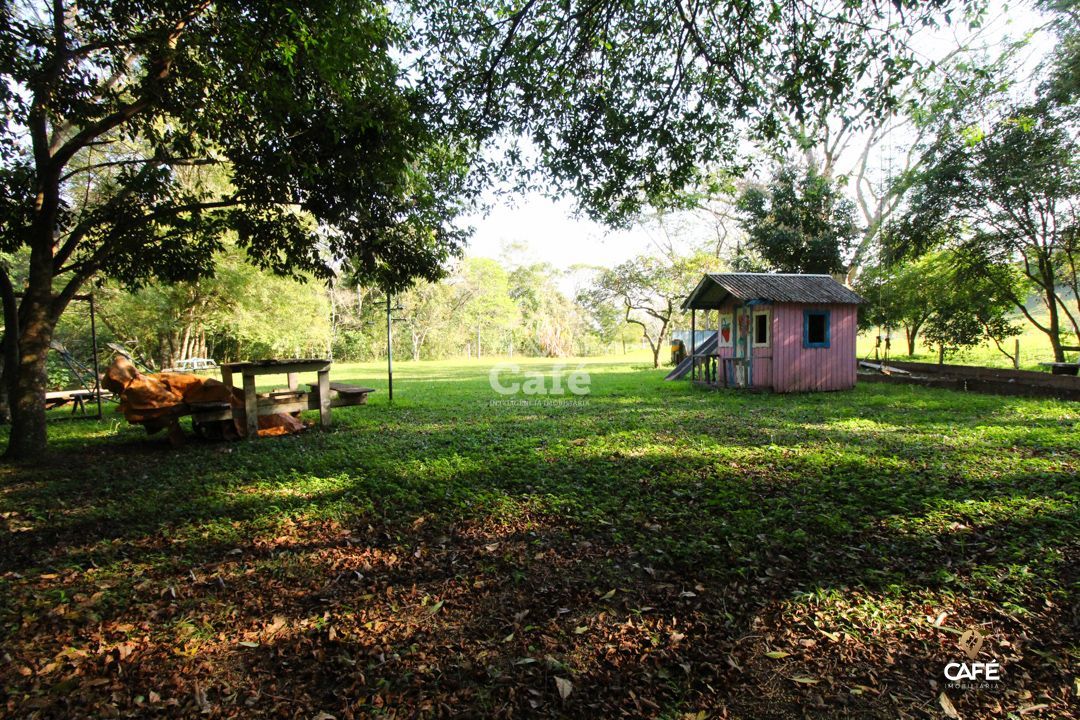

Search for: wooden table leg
xmin=317 ymin=369 xmax=331 ymax=428
xmin=221 ymin=366 xmax=234 ymax=389
xmin=243 ymin=373 xmax=259 ymax=439
xmin=287 ymin=372 xmax=298 ymax=390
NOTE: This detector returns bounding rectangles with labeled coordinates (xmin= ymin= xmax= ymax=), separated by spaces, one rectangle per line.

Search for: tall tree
xmin=919 ymin=253 xmax=1022 ymax=363
xmin=507 ymin=263 xmax=584 ymax=357
xmin=0 ymin=1 xmax=469 ymax=456
xmin=736 ymin=164 xmax=860 ymax=274
xmin=586 ymin=252 xmax=715 ymax=368
xmin=459 ymin=258 xmax=517 ymax=358
xmin=857 ymin=255 xmax=940 ymax=356
xmin=859 ymin=250 xmax=1021 ymax=360
xmin=891 ymin=108 xmax=1079 ymax=361
xmin=399 ymin=279 xmax=472 ymax=361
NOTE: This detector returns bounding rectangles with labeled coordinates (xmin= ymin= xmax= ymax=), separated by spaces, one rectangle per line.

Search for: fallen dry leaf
xmin=939 ymin=691 xmax=960 ymax=719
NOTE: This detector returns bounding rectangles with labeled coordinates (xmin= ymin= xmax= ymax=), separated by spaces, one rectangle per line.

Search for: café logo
xmin=943 ymin=627 xmax=1001 ymax=688
xmin=488 ymin=363 xmax=591 ymax=397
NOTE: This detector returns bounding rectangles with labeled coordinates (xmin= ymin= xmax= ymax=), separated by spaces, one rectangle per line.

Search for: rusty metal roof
xmin=682 ymin=273 xmax=864 ymax=309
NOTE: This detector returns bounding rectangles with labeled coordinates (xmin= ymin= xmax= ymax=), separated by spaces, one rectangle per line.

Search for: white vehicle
xmin=169 ymin=357 xmax=219 ymax=372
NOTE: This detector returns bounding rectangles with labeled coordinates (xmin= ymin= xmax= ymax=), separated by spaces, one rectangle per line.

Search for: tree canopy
xmin=411 ymin=0 xmax=975 ymax=225
xmin=585 ymin=251 xmax=718 ymax=368
xmin=736 ymin=164 xmax=859 ymax=274
xmin=0 ymin=0 xmax=471 ymax=455
xmin=887 ymin=101 xmax=1079 ymax=360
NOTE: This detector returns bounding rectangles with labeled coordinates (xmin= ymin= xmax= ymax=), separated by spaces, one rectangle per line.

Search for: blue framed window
xmin=803 ymin=309 xmax=830 ymax=348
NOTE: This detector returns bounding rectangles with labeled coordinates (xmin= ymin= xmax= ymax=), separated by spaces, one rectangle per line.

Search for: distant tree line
xmin=37 ymin=249 xmax=662 ymax=378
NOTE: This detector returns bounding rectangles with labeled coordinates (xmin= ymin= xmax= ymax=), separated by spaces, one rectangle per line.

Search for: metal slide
xmin=664 ymin=332 xmax=718 ymax=380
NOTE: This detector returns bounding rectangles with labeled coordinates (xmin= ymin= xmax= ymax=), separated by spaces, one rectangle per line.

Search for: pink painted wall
xmin=771 ymin=303 xmax=858 ymax=393
xmin=699 ymin=301 xmax=857 ymax=392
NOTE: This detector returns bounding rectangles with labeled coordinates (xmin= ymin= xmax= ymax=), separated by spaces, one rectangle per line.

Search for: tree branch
xmin=55 ymin=197 xmax=240 ymax=279
xmin=51 ymin=1 xmax=212 ymax=171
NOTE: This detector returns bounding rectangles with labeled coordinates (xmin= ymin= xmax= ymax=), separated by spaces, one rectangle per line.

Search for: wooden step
xmin=307 ymin=382 xmax=375 ymax=394
xmin=190 ymin=401 xmax=231 ymax=411
xmin=256 ymin=389 xmax=306 ymax=400
xmin=306 ymin=382 xmax=375 ymax=405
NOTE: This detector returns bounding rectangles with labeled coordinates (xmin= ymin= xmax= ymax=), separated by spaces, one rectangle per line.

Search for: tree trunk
xmin=905 ymin=325 xmax=916 ymax=356
xmin=1030 ymin=254 xmax=1066 ymax=363
xmin=1045 ymin=290 xmax=1064 ymax=363
xmin=5 ymin=294 xmax=54 ymax=458
xmin=179 ymin=323 xmax=192 ymax=361
xmin=0 ymin=350 xmax=9 ymax=424
xmin=0 ymin=274 xmax=16 ymax=424
xmin=167 ymin=330 xmax=179 ymax=368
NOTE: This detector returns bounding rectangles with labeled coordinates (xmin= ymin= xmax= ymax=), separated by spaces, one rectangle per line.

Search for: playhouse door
xmin=732 ymin=307 xmax=752 ymax=387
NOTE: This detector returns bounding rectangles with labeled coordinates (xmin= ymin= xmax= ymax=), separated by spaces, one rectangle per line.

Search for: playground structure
xmin=46 ymin=340 xmax=106 ymax=416
xmin=676 ymin=273 xmax=864 ymax=392
xmin=665 ymin=332 xmax=717 ymax=381
xmin=38 ymin=293 xmax=105 ymax=419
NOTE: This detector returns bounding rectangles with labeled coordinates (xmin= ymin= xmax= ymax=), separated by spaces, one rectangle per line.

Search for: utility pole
xmin=386 ymin=292 xmax=393 ymax=403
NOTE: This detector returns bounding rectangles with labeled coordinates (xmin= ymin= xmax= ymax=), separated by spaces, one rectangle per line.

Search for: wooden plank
xmin=255 ymin=399 xmax=310 ymax=414
xmin=859 ymin=361 xmax=911 ymax=375
xmin=243 ymin=373 xmax=259 ymax=439
xmin=317 ymin=369 xmax=331 ymax=428
xmin=220 ymin=365 xmax=234 ymax=389
xmin=192 ymin=393 xmax=369 ymax=423
xmin=260 ymin=389 xmax=305 ymax=400
xmin=287 ymin=372 xmax=299 ymax=390
xmin=307 ymin=382 xmax=376 ymax=394
xmin=221 ymin=359 xmax=331 ymax=375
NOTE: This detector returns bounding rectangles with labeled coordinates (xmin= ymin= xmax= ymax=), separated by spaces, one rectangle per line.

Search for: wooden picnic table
xmin=220 ymin=358 xmax=333 ymax=438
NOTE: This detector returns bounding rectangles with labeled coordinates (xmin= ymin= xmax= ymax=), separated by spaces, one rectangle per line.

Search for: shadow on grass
xmin=1 ymin=372 xmax=1077 ymax=717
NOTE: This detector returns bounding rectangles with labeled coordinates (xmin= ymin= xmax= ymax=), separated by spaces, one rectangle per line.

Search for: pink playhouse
xmin=677 ymin=273 xmax=864 ymax=392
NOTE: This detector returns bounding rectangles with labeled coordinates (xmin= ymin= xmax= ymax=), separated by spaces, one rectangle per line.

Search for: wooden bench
xmin=258 ymin=389 xmax=306 ymax=401
xmin=1040 ymin=345 xmax=1080 ymax=376
xmin=306 ymin=382 xmax=376 ymax=406
xmin=1040 ymin=362 xmax=1079 ymax=376
xmin=189 ymin=384 xmax=375 ymax=424
xmin=45 ymin=389 xmax=98 ymax=413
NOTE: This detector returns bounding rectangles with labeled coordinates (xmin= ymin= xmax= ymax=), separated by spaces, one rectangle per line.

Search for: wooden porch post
xmin=690 ymin=309 xmax=696 ymax=381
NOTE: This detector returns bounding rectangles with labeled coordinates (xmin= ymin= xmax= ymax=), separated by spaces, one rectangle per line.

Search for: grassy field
xmin=855 ymin=319 xmax=1074 ymax=371
xmin=2 ymin=356 xmax=1077 ymax=718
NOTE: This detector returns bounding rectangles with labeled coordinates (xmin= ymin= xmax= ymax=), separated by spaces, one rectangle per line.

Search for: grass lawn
xmin=855 ymin=316 xmax=1075 ymax=372
xmin=2 ymin=356 xmax=1077 ymax=718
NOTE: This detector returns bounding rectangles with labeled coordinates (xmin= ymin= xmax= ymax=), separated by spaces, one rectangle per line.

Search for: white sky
xmin=462 ymin=194 xmax=667 ymax=270
xmin=461 ymin=1 xmax=1054 ymax=273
